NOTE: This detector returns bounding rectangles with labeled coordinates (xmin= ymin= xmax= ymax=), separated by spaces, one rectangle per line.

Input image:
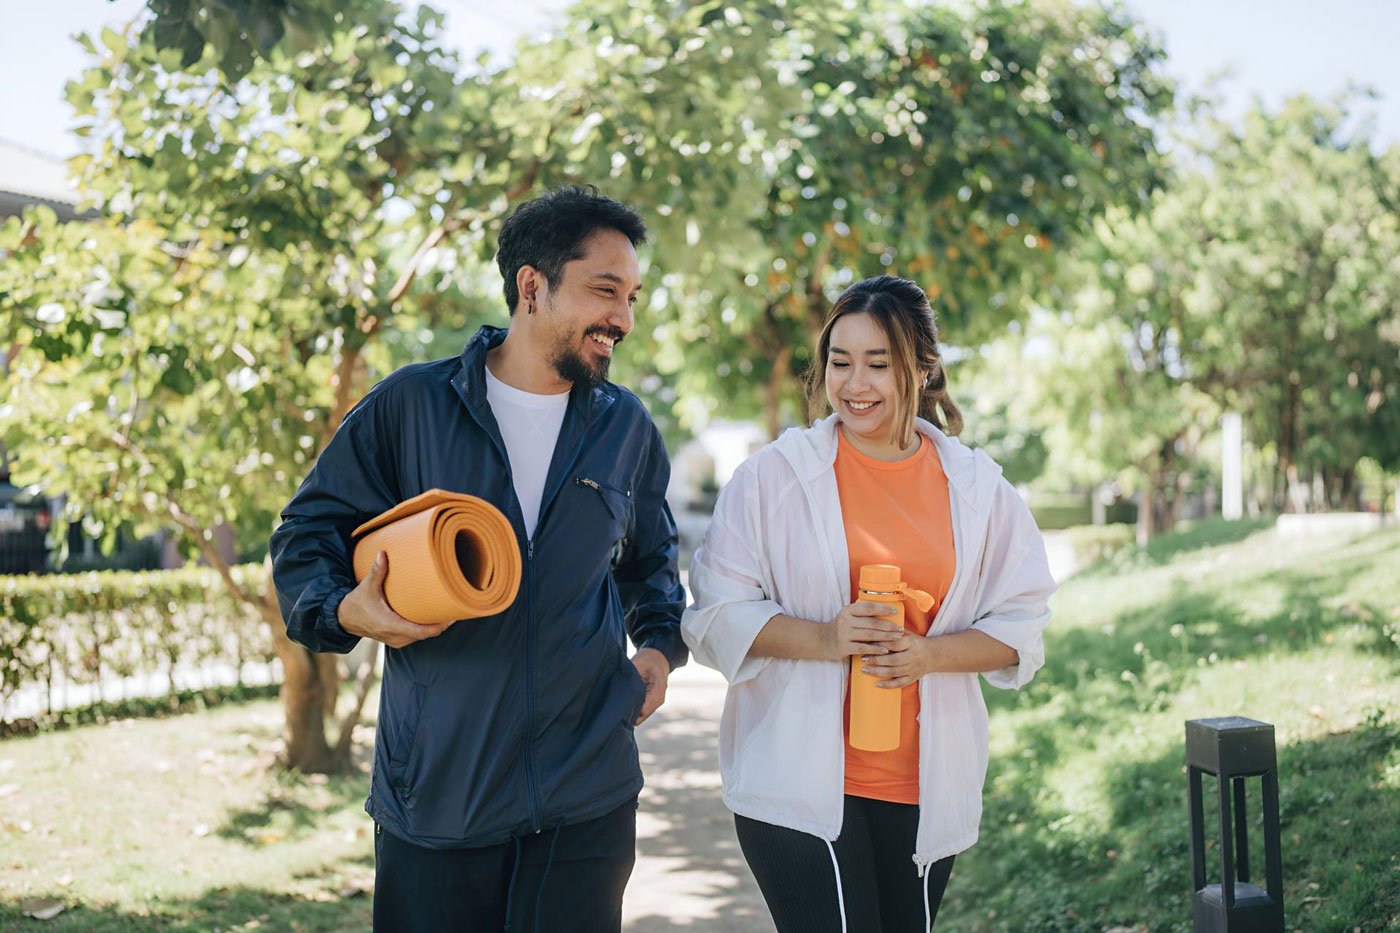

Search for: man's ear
xmin=516 ymin=265 xmax=541 ymax=314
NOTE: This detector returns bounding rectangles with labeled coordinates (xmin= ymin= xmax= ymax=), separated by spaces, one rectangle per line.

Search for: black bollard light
xmin=1185 ymin=716 xmax=1285 ymax=932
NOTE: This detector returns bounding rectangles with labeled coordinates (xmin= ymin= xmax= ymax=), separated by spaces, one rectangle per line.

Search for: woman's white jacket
xmin=681 ymin=414 xmax=1056 ymax=866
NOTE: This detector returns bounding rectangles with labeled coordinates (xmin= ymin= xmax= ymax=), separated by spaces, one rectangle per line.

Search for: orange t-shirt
xmin=835 ymin=429 xmax=956 ymax=804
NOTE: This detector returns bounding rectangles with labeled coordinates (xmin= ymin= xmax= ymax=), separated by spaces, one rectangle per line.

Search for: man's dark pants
xmin=372 ymin=797 xmax=638 ymax=932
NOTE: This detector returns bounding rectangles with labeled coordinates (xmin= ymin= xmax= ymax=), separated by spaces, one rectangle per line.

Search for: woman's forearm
xmin=748 ymin=613 xmax=831 ymax=661
xmin=925 ymin=629 xmax=1018 ymax=673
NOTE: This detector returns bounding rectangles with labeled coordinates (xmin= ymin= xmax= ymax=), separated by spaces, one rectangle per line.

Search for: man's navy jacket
xmin=269 ymin=325 xmax=688 ymax=849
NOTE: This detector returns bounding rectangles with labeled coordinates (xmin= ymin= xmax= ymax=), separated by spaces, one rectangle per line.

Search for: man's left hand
xmin=631 ymin=647 xmax=671 ymax=726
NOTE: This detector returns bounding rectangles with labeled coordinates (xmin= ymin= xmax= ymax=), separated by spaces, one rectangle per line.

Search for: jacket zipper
xmin=523 ymin=536 xmax=542 ymax=832
xmin=576 ymin=476 xmax=631 ymax=499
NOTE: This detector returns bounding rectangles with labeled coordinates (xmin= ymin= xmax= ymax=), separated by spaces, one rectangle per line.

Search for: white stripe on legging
xmin=923 ymin=866 xmax=931 ymax=931
xmin=824 ymin=838 xmax=848 ymax=933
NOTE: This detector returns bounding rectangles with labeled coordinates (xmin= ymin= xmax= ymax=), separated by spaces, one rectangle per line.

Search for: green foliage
xmin=139 ymin=0 xmax=351 ymax=80
xmin=938 ymin=525 xmax=1400 ymax=931
xmin=1060 ymin=522 xmax=1135 ymax=567
xmin=1027 ymin=93 xmax=1400 ymax=520
xmin=601 ymin=0 xmax=1174 ymax=434
xmin=2 ymin=0 xmax=522 ymax=568
xmin=0 ymin=564 xmax=270 ymax=721
xmin=1186 ymin=97 xmax=1400 ymax=487
xmin=958 ymin=390 xmax=1050 ymax=486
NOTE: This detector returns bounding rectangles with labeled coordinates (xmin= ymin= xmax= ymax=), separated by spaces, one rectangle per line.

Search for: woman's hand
xmin=822 ymin=601 xmax=905 ymax=661
xmin=860 ymin=631 xmax=935 ymax=688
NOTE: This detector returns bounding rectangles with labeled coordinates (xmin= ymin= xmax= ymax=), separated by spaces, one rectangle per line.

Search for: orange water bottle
xmin=849 ymin=564 xmax=935 ymax=752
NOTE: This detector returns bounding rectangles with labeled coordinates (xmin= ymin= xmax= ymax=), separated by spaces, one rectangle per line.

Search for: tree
xmin=1182 ymin=97 xmax=1400 ymax=510
xmin=620 ymin=0 xmax=1174 ymax=437
xmin=1023 ymin=198 xmax=1219 ymax=540
xmin=1029 ymin=94 xmax=1400 ymax=535
xmin=0 ymin=1 xmax=544 ymax=771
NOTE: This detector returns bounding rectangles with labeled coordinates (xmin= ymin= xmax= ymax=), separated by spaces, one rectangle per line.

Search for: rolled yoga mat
xmin=351 ymin=489 xmax=522 ymax=626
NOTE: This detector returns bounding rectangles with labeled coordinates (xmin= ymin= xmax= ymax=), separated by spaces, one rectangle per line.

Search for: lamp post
xmin=1186 ymin=716 xmax=1284 ymax=932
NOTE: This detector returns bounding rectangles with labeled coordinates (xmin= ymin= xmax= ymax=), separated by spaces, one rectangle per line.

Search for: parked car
xmin=0 ymin=482 xmax=50 ymax=574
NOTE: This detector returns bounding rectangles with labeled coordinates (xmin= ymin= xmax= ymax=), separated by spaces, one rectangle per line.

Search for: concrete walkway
xmin=624 ymin=662 xmax=772 ymax=931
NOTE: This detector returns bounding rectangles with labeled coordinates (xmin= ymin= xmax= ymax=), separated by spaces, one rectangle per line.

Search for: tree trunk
xmin=763 ymin=346 xmax=794 ymax=441
xmin=1279 ymin=376 xmax=1303 ymax=512
xmin=269 ymin=617 xmax=341 ymax=773
xmin=1338 ymin=467 xmax=1361 ymax=512
xmin=256 ymin=578 xmax=339 ymax=772
xmin=1136 ymin=473 xmax=1155 ymax=546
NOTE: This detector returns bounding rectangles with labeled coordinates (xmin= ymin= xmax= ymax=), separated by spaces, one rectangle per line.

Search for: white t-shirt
xmin=484 ymin=365 xmax=570 ymax=540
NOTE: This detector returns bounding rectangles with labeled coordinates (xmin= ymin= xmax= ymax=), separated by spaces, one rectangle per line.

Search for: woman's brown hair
xmin=804 ymin=275 xmax=963 ymax=448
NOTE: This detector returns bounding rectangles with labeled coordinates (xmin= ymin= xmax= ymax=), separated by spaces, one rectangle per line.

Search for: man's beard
xmin=549 ymin=327 xmax=624 ymax=390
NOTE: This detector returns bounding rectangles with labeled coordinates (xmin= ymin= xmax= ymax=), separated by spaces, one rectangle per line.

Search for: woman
xmin=681 ymin=275 xmax=1055 ymax=932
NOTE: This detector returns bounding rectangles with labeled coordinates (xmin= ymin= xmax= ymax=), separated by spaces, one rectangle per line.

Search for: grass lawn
xmin=938 ymin=519 xmax=1400 ymax=932
xmin=2 ymin=519 xmax=1396 ymax=931
xmin=0 ymin=696 xmax=377 ymax=931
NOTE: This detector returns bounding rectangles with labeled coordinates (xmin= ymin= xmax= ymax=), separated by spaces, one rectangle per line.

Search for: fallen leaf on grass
xmin=20 ymin=898 xmax=66 ymax=920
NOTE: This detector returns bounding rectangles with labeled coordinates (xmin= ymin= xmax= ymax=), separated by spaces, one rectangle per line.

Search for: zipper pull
xmin=527 ymin=540 xmax=534 ymax=560
xmin=577 ymin=477 xmax=601 ymax=491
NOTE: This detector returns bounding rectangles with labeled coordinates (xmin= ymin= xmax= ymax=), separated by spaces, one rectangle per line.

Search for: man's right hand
xmin=337 ymin=551 xmax=450 ymax=649
xmin=822 ymin=600 xmax=903 ymax=661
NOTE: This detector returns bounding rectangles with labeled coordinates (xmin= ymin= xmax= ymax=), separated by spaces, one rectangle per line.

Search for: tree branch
xmin=104 ymin=431 xmax=258 ymax=608
xmin=321 ymin=341 xmax=364 ymax=448
xmin=385 ymin=157 xmax=544 ymax=309
xmin=333 ymin=645 xmax=380 ymax=761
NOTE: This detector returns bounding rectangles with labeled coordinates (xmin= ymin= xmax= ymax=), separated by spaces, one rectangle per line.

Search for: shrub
xmin=0 ymin=564 xmax=271 ymax=723
xmin=1062 ymin=524 xmax=1137 ymax=567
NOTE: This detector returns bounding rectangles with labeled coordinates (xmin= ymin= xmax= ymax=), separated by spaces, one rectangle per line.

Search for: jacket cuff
xmin=685 ymin=599 xmax=783 ymax=685
xmin=317 ymin=584 xmax=361 ymax=654
xmin=639 ymin=630 xmax=689 ymax=673
xmin=975 ymin=628 xmax=1045 ymax=691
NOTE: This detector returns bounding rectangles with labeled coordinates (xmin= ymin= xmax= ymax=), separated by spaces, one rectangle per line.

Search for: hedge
xmin=0 ymin=564 xmax=273 ymax=723
xmin=1060 ymin=523 xmax=1138 ymax=568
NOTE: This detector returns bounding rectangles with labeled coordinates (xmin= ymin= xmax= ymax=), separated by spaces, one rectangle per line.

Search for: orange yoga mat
xmin=351 ymin=489 xmax=522 ymax=626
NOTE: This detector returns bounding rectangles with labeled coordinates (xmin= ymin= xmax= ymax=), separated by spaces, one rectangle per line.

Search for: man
xmin=269 ymin=186 xmax=686 ymax=932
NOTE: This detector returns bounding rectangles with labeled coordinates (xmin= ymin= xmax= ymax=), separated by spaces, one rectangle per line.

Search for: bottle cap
xmin=859 ymin=563 xmax=934 ymax=612
xmin=859 ymin=564 xmax=902 ymax=589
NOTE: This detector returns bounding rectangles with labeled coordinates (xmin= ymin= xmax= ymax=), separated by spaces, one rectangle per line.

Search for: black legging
xmin=735 ymin=795 xmax=955 ymax=933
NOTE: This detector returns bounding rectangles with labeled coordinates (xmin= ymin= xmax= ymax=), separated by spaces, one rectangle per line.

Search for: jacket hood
xmin=772 ymin=414 xmax=999 ymax=509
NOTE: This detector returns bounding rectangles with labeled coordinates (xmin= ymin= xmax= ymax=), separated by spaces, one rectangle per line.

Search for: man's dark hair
xmin=495 ymin=185 xmax=648 ymax=314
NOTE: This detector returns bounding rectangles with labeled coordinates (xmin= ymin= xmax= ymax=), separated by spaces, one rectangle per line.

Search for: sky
xmin=1 ymin=0 xmax=1397 ymax=164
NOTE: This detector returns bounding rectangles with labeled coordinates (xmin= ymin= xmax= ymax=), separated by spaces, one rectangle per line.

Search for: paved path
xmin=624 ymin=663 xmax=773 ymax=931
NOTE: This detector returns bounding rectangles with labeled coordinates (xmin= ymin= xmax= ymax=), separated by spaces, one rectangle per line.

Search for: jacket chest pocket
xmin=574 ymin=475 xmax=633 ymax=566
